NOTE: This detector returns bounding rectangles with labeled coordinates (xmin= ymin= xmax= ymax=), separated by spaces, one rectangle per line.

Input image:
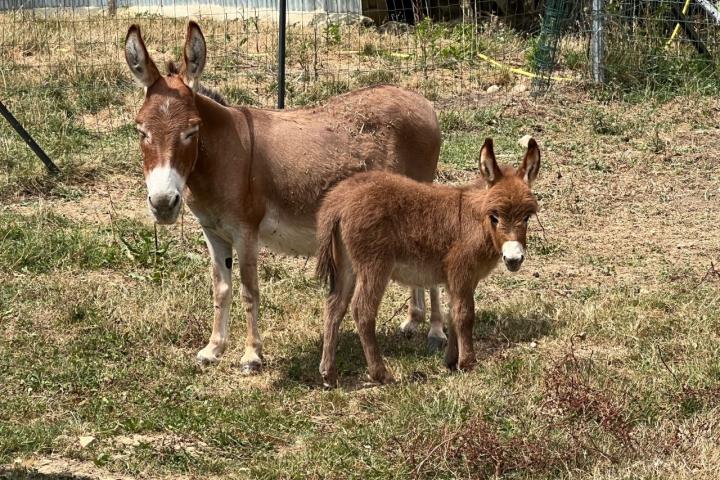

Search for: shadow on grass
xmin=268 ymin=307 xmax=556 ymax=390
xmin=0 ymin=468 xmax=92 ymax=480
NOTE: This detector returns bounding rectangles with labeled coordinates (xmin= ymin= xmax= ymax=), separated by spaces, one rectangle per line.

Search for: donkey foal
xmin=316 ymin=138 xmax=541 ymax=386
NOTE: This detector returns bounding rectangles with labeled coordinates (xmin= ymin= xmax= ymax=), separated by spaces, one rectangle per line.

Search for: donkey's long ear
xmin=478 ymin=138 xmax=502 ymax=186
xmin=517 ymin=138 xmax=541 ymax=186
xmin=181 ymin=21 xmax=206 ymax=91
xmin=125 ymin=25 xmax=160 ymax=88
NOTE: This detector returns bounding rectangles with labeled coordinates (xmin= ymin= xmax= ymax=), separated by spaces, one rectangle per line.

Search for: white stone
xmin=518 ymin=134 xmax=533 ymax=148
xmin=486 ymin=85 xmax=500 ymax=93
xmin=78 ymin=436 xmax=96 ymax=448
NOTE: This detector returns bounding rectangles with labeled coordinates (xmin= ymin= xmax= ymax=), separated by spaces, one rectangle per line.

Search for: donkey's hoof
xmin=239 ymin=359 xmax=262 ymax=375
xmin=427 ymin=335 xmax=447 ymax=353
xmin=399 ymin=319 xmax=420 ymax=337
xmin=196 ymin=348 xmax=222 ymax=366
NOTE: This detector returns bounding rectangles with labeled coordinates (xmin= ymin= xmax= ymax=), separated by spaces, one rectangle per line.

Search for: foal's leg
xmin=426 ymin=286 xmax=447 ymax=352
xmin=443 ymin=303 xmax=458 ymax=370
xmin=319 ymin=253 xmax=356 ymax=388
xmin=444 ymin=290 xmax=476 ymax=371
xmin=235 ymin=229 xmax=263 ymax=374
xmin=399 ymin=288 xmax=425 ymax=335
xmin=197 ymin=228 xmax=233 ymax=365
xmin=352 ymin=269 xmax=394 ymax=384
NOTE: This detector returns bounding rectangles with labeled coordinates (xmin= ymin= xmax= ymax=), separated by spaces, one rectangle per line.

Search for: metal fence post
xmin=277 ymin=0 xmax=287 ymax=109
xmin=591 ymin=0 xmax=605 ymax=84
xmin=0 ymin=100 xmax=59 ymax=174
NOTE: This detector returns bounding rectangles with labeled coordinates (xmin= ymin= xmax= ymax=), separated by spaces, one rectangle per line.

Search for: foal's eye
xmin=524 ymin=215 xmax=531 ymax=224
xmin=137 ymin=129 xmax=147 ymax=140
xmin=490 ymin=215 xmax=499 ymax=225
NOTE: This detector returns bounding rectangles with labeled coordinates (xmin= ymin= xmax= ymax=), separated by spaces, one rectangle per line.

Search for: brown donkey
xmin=316 ymin=138 xmax=541 ymax=385
xmin=124 ymin=22 xmax=443 ymax=373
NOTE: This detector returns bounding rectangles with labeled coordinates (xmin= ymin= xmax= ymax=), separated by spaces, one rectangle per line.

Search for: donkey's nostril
xmin=169 ymin=194 xmax=180 ymax=208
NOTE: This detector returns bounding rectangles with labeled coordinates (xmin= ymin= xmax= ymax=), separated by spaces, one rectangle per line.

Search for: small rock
xmin=530 ymin=341 xmax=538 ymax=348
xmin=533 ymin=272 xmax=540 ymax=278
xmin=78 ymin=436 xmax=96 ymax=448
xmin=511 ymin=83 xmax=528 ymax=94
xmin=518 ymin=134 xmax=533 ymax=147
xmin=486 ymin=85 xmax=500 ymax=94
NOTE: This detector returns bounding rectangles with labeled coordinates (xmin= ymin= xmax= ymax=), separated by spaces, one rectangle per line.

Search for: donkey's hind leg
xmin=427 ymin=286 xmax=448 ymax=353
xmin=319 ymin=254 xmax=356 ymax=388
xmin=352 ymin=268 xmax=394 ymax=384
xmin=399 ymin=288 xmax=425 ymax=335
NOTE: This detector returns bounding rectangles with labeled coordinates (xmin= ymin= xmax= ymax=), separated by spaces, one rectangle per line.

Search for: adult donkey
xmin=124 ymin=22 xmax=444 ymax=373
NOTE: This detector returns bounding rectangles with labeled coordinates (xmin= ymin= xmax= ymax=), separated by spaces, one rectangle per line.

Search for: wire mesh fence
xmin=597 ymin=0 xmax=720 ymax=92
xmin=0 ymin=1 xmax=543 ymax=186
xmin=1 ymin=0 xmax=719 ymax=187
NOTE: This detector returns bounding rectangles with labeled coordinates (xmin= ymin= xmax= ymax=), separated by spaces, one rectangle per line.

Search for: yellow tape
xmin=356 ymin=46 xmax=577 ymax=83
xmin=666 ymin=0 xmax=692 ymax=47
xmin=477 ymin=53 xmax=574 ymax=82
xmin=388 ymin=51 xmax=574 ymax=82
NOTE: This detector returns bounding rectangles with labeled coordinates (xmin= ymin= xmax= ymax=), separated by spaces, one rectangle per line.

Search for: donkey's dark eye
xmin=182 ymin=128 xmax=199 ymax=141
xmin=137 ymin=129 xmax=147 ymax=140
xmin=524 ymin=215 xmax=531 ymax=224
xmin=490 ymin=215 xmax=499 ymax=225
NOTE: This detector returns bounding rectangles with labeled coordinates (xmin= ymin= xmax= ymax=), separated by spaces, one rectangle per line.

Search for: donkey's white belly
xmin=391 ymin=262 xmax=443 ymax=288
xmin=258 ymin=205 xmax=316 ymax=256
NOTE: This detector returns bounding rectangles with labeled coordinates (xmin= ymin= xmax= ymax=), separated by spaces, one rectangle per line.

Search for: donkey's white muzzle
xmin=146 ymin=166 xmax=184 ymax=224
xmin=502 ymin=241 xmax=525 ymax=272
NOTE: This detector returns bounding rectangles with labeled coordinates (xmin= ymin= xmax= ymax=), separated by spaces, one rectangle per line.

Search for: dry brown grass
xmin=1 ymin=9 xmax=720 ymax=480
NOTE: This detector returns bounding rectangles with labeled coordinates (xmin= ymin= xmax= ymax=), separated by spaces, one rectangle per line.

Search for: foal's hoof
xmin=321 ymin=371 xmax=338 ymax=389
xmin=239 ymin=359 xmax=262 ymax=375
xmin=369 ymin=370 xmax=396 ymax=385
xmin=444 ymin=357 xmax=458 ymax=371
xmin=427 ymin=335 xmax=448 ymax=353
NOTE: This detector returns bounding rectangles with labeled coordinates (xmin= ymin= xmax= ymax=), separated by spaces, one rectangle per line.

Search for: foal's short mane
xmin=166 ymin=61 xmax=229 ymax=106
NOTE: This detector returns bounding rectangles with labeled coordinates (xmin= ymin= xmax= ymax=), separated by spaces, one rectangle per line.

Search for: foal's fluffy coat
xmin=316 ymin=138 xmax=541 ymax=385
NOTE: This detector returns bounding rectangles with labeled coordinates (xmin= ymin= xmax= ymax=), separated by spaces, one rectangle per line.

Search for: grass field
xmin=2 ymin=10 xmax=720 ymax=480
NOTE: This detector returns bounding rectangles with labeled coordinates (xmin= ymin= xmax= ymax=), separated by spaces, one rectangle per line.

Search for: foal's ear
xmin=125 ymin=25 xmax=160 ymax=88
xmin=517 ymin=138 xmax=541 ymax=186
xmin=478 ymin=138 xmax=502 ymax=186
xmin=181 ymin=21 xmax=207 ymax=91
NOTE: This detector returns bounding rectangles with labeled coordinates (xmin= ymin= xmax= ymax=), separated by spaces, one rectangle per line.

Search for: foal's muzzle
xmin=502 ymin=241 xmax=525 ymax=272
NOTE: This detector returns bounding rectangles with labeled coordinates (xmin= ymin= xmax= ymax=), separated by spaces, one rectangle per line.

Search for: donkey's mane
xmin=166 ymin=61 xmax=229 ymax=107
xmin=197 ymin=85 xmax=229 ymax=106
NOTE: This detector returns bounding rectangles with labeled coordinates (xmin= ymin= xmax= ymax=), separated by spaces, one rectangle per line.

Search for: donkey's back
xmin=247 ymin=86 xmax=440 ymax=221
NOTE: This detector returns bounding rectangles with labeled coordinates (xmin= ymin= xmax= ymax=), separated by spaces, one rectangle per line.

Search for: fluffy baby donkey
xmin=315 ymin=138 xmax=541 ymax=386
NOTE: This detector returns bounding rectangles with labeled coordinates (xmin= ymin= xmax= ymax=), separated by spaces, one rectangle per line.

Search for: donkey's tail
xmin=315 ymin=207 xmax=341 ymax=291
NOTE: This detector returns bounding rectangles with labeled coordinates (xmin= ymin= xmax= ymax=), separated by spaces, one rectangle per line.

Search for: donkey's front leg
xmin=427 ymin=286 xmax=447 ymax=352
xmin=197 ymin=228 xmax=233 ymax=365
xmin=236 ymin=229 xmax=263 ymax=375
